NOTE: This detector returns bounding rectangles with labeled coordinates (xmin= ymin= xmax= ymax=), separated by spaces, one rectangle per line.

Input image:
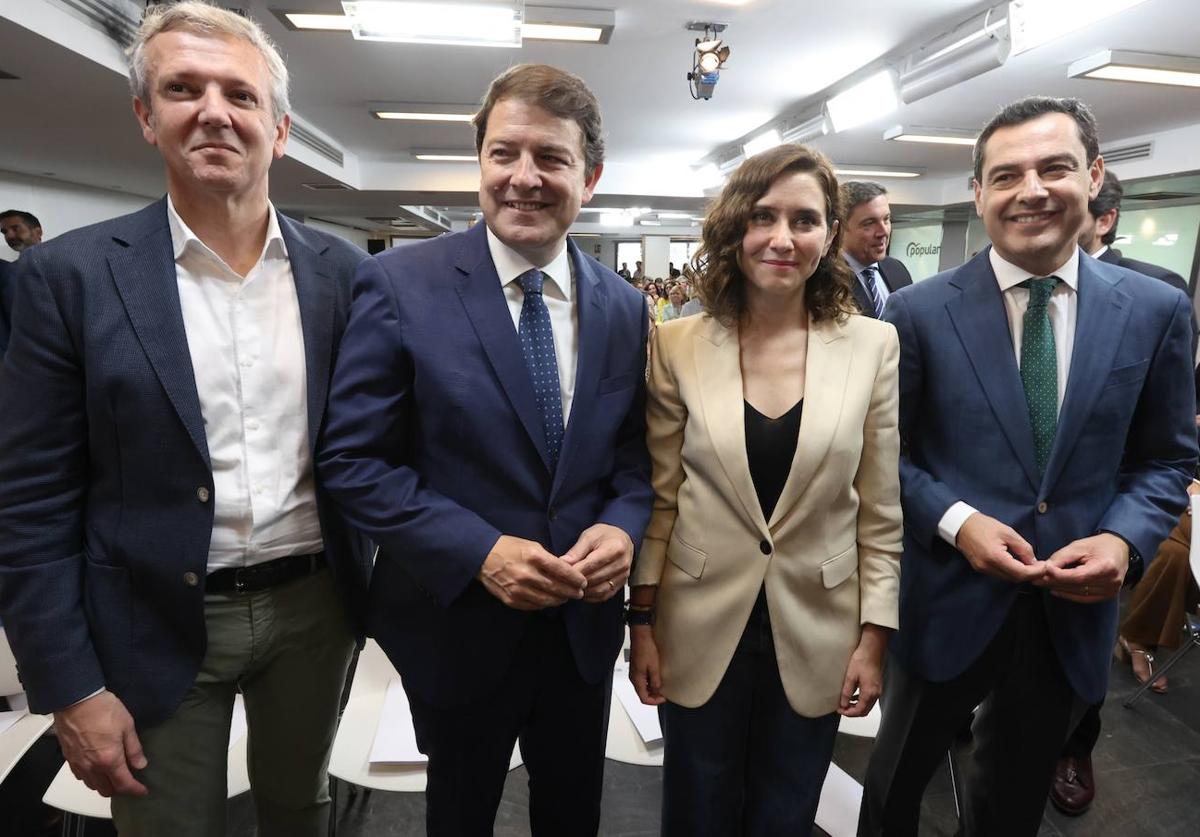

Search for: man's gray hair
xmin=126 ymin=1 xmax=290 ymax=124
xmin=840 ymin=181 xmax=888 ymax=216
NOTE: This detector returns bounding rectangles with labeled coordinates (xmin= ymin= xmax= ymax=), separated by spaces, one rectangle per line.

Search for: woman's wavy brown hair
xmin=691 ymin=144 xmax=857 ymax=326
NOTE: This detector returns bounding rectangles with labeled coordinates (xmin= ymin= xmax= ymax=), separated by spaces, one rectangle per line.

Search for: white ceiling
xmin=2 ymin=0 xmax=1199 ymax=233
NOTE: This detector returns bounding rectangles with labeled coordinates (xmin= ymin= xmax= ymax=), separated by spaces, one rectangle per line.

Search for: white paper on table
xmin=0 ymin=708 xmax=29 ymax=735
xmin=815 ymin=762 xmax=864 ymax=837
xmin=228 ymin=695 xmax=247 ymax=750
xmin=369 ymin=678 xmax=427 ymax=765
xmin=612 ymin=661 xmax=662 ymax=744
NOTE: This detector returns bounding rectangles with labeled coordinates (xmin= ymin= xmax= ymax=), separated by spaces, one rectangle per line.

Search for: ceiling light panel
xmin=835 ymin=167 xmax=922 ymax=179
xmin=1008 ymin=0 xmax=1151 ymax=56
xmin=1068 ymin=50 xmax=1200 ymax=89
xmin=742 ymin=129 xmax=781 ymax=157
xmin=370 ymin=103 xmax=477 ymax=122
xmin=413 ymin=150 xmax=478 ymax=161
xmin=825 ymin=70 xmax=899 ymax=133
xmin=282 ymin=5 xmax=613 ymax=44
xmin=342 ymin=1 xmax=524 ymax=47
xmin=884 ymin=125 xmax=977 ymax=146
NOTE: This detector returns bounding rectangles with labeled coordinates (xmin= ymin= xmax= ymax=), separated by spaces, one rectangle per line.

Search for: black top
xmin=745 ymin=399 xmax=803 ymax=521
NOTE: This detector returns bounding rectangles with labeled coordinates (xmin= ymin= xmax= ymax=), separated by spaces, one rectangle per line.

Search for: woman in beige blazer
xmin=628 ymin=144 xmax=902 ymax=836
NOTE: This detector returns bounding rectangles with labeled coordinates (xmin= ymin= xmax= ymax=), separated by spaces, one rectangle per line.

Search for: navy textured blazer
xmin=0 ymin=198 xmax=372 ymax=725
xmin=317 ymin=222 xmax=653 ymax=706
xmin=885 ymin=247 xmax=1197 ymax=704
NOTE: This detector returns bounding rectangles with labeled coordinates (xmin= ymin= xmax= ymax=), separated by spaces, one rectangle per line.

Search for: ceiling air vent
xmin=1100 ymin=141 xmax=1153 ymax=164
xmin=291 ymin=121 xmax=345 ymax=167
xmin=302 ymin=182 xmax=352 ymax=191
xmin=1126 ymin=191 xmax=1199 ymax=202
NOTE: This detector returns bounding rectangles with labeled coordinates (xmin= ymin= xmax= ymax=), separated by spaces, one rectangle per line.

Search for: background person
xmin=629 ymin=144 xmax=902 ymax=836
xmin=838 ymin=182 xmax=911 ymax=318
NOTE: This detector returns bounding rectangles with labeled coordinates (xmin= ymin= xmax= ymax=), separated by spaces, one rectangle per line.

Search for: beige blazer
xmin=631 ymin=312 xmax=902 ymax=717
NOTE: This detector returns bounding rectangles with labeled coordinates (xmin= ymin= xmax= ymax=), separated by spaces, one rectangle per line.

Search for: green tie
xmin=1020 ymin=276 xmax=1060 ymax=476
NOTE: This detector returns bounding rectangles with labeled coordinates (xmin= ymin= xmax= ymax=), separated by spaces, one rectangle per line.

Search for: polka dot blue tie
xmin=517 ymin=269 xmax=564 ymax=469
xmin=1020 ymin=276 xmax=1060 ymax=476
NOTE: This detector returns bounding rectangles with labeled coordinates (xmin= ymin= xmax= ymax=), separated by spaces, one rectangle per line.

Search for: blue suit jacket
xmin=0 ymin=258 xmax=12 ymax=357
xmin=885 ymin=247 xmax=1197 ymax=703
xmin=318 ymin=222 xmax=653 ymax=706
xmin=0 ymin=199 xmax=372 ymax=725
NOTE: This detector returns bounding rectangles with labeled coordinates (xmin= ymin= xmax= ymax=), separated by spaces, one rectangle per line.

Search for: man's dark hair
xmin=973 ymin=96 xmax=1100 ymax=183
xmin=0 ymin=209 xmax=41 ymax=229
xmin=840 ymin=181 xmax=888 ymax=217
xmin=1089 ymin=169 xmax=1124 ymax=246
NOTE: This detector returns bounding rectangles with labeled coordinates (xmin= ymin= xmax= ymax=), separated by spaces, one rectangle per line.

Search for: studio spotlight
xmin=686 ymin=22 xmax=730 ymax=100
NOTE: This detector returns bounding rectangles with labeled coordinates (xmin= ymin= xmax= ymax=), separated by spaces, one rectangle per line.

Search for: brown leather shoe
xmin=1049 ymin=755 xmax=1094 ymax=816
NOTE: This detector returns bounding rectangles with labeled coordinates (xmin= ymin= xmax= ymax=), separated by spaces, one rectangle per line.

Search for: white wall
xmin=642 ymin=235 xmax=671 ymax=279
xmin=0 ymin=169 xmax=155 ymax=260
xmin=298 ymin=217 xmax=373 ymax=252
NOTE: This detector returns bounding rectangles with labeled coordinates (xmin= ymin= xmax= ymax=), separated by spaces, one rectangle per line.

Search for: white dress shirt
xmin=844 ymin=252 xmax=892 ymax=309
xmin=487 ymin=227 xmax=579 ymax=422
xmin=936 ymin=247 xmax=1080 ymax=545
xmin=169 ymin=198 xmax=323 ymax=572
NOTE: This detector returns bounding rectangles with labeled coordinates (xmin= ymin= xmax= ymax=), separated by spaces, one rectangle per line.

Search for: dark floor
xmin=229 ymin=624 xmax=1200 ymax=837
xmin=14 ymin=604 xmax=1199 ymax=836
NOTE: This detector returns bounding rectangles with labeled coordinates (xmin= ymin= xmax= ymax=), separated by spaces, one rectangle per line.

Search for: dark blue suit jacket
xmin=0 ymin=198 xmax=372 ymax=725
xmin=885 ymin=247 xmax=1197 ymax=703
xmin=318 ymin=222 xmax=653 ymax=706
xmin=0 ymin=258 xmax=12 ymax=357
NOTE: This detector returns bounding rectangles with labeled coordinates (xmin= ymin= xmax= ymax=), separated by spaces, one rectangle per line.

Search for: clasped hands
xmin=955 ymin=512 xmax=1129 ymax=603
xmin=478 ymin=523 xmax=632 ymax=610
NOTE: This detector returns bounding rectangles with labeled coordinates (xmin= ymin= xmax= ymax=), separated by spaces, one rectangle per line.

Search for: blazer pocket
xmin=1103 ymin=359 xmax=1149 ymax=389
xmin=598 ymin=371 xmax=637 ymax=395
xmin=820 ymin=544 xmax=858 ymax=589
xmin=667 ymin=533 xmax=707 ymax=579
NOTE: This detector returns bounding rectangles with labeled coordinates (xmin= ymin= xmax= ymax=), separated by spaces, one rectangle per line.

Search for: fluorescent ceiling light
xmin=1008 ymin=0 xmax=1151 ymax=56
xmin=599 ymin=214 xmax=626 ymax=227
xmin=373 ymin=110 xmax=476 ymax=122
xmin=835 ymin=167 xmax=922 ymax=179
xmin=521 ymin=22 xmax=602 ymax=41
xmin=742 ymin=129 xmax=781 ymax=157
xmin=342 ymin=1 xmax=524 ymax=47
xmin=413 ymin=151 xmax=478 ymax=161
xmin=884 ymin=125 xmax=977 ymax=146
xmin=283 ymin=13 xmax=354 ymax=31
xmin=285 ymin=5 xmax=611 ymax=43
xmin=1068 ymin=50 xmax=1200 ymax=88
xmin=696 ymin=164 xmax=724 ymax=188
xmin=826 ymin=70 xmax=899 ymax=133
xmin=657 ymin=212 xmax=694 ymax=220
xmin=639 ymin=219 xmax=662 ymax=227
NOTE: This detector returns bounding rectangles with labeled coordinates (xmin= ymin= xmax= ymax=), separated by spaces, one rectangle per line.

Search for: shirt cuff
xmin=937 ymin=502 xmax=978 ymax=546
xmin=67 ymin=688 xmax=106 ymax=708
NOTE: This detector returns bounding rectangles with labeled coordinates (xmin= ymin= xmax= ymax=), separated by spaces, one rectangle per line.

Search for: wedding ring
xmin=607 ymin=580 xmax=615 ymax=591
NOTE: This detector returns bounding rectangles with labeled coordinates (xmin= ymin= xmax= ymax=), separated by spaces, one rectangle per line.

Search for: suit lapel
xmin=454 ymin=225 xmax=552 ymax=470
xmin=945 ymin=251 xmax=1040 ymax=491
xmin=552 ymin=241 xmax=605 ymax=497
xmin=279 ymin=216 xmax=337 ymax=456
xmin=108 ymin=200 xmax=210 ymax=468
xmin=694 ymin=319 xmax=768 ymax=534
xmin=1041 ymin=260 xmax=1130 ymax=491
xmin=768 ymin=318 xmax=850 ymax=529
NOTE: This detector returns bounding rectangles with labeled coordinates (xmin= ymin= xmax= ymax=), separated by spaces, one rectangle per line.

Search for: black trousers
xmin=407 ymin=613 xmax=612 ymax=837
xmin=1062 ymin=702 xmax=1102 ymax=759
xmin=859 ymin=593 xmax=1084 ymax=837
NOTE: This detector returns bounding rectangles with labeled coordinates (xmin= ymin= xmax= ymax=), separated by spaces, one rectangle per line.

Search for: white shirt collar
xmin=1091 ymin=244 xmax=1109 ymax=260
xmin=166 ymin=195 xmax=287 ymax=266
xmin=989 ymin=246 xmax=1080 ymax=294
xmin=842 ymin=251 xmax=876 ymax=277
xmin=486 ymin=226 xmax=573 ymax=301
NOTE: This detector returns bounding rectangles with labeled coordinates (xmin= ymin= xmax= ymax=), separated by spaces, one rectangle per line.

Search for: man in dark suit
xmin=0 ymin=5 xmax=369 ymax=835
xmin=318 ymin=64 xmax=653 ymax=836
xmin=0 ymin=209 xmax=42 ymax=360
xmin=1050 ymin=168 xmax=1197 ymax=815
xmin=858 ymin=97 xmax=1197 ymax=836
xmin=840 ymin=181 xmax=913 ymax=318
xmin=0 ymin=257 xmax=11 ymax=358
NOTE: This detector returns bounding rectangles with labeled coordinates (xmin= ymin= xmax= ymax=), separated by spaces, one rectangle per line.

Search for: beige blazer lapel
xmin=767 ymin=316 xmax=851 ymax=530
xmin=692 ymin=317 xmax=769 ymax=536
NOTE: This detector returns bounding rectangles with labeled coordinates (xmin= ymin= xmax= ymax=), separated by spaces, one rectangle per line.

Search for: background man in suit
xmin=1049 ymin=167 xmax=1197 ymax=815
xmin=858 ymin=97 xmax=1197 ymax=836
xmin=840 ymin=181 xmax=912 ymax=318
xmin=317 ymin=64 xmax=653 ymax=836
xmin=0 ymin=4 xmax=369 ymax=835
xmin=1 ymin=209 xmax=42 ymax=255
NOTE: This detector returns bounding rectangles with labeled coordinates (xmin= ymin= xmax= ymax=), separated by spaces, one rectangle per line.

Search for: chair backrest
xmin=1189 ymin=494 xmax=1200 ymax=590
xmin=0 ymin=629 xmax=21 ymax=697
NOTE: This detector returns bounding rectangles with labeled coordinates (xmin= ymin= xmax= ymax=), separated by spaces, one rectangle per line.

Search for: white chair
xmin=42 ymin=694 xmax=251 ymax=835
xmin=0 ymin=628 xmax=54 ymax=788
xmin=1124 ymin=493 xmax=1200 ymax=707
xmin=327 ymin=639 xmax=522 ymax=833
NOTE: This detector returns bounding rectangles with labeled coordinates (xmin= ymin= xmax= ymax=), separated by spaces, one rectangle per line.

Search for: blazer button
xmin=1037 ymin=501 xmax=1048 ymax=514
xmin=197 ymin=487 xmax=210 ymax=503
xmin=759 ymin=540 xmax=772 ymax=555
xmin=183 ymin=572 xmax=199 ymax=587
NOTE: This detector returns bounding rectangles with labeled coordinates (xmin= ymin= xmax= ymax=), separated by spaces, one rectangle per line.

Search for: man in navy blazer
xmin=859 ymin=98 xmax=1197 ymax=836
xmin=839 ymin=181 xmax=913 ymax=319
xmin=0 ymin=5 xmax=369 ymax=835
xmin=319 ymin=64 xmax=653 ymax=836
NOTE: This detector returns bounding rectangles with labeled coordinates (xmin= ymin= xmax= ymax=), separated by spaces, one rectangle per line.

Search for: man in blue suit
xmin=858 ymin=97 xmax=1197 ymax=836
xmin=319 ymin=64 xmax=653 ymax=836
xmin=0 ymin=5 xmax=369 ymax=835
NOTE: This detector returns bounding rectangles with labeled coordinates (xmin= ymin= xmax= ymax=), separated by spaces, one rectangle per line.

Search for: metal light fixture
xmin=687 ymin=22 xmax=730 ymax=101
xmin=1068 ymin=50 xmax=1200 ymax=89
xmin=883 ymin=125 xmax=978 ymax=146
